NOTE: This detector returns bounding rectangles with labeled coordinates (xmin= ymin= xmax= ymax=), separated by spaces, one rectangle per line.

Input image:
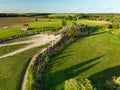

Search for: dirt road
xmin=0 ymin=34 xmax=61 ymax=59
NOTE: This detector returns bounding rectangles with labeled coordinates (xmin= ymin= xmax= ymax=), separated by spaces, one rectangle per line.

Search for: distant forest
xmin=0 ymin=13 xmax=51 ymax=17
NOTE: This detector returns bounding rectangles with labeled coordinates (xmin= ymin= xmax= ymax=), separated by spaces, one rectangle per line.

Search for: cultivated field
xmin=0 ymin=17 xmax=46 ymax=27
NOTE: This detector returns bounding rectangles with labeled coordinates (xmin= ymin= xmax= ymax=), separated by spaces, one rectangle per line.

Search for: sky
xmin=0 ymin=0 xmax=120 ymax=13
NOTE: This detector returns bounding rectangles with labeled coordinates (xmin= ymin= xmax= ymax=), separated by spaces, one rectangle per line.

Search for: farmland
xmin=0 ymin=19 xmax=62 ymax=40
xmin=0 ymin=17 xmax=46 ymax=27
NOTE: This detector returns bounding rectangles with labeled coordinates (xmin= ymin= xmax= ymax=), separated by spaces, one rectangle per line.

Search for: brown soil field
xmin=0 ymin=17 xmax=47 ymax=27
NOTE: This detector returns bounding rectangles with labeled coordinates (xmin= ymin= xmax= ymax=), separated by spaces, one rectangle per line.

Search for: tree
xmin=65 ymin=78 xmax=93 ymax=90
xmin=104 ymin=76 xmax=120 ymax=90
xmin=68 ymin=25 xmax=76 ymax=38
xmin=62 ymin=19 xmax=67 ymax=27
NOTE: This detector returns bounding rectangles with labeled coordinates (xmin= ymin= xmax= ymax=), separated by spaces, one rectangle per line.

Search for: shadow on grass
xmin=29 ymin=27 xmax=57 ymax=31
xmin=89 ymin=65 xmax=120 ymax=89
xmin=28 ymin=28 xmax=38 ymax=30
xmin=90 ymin=26 xmax=102 ymax=32
xmin=90 ymin=31 xmax=106 ymax=36
xmin=19 ymin=57 xmax=32 ymax=90
xmin=43 ymin=55 xmax=104 ymax=90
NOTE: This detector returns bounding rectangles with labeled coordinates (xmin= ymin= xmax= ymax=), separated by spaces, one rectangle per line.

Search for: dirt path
xmin=0 ymin=34 xmax=61 ymax=59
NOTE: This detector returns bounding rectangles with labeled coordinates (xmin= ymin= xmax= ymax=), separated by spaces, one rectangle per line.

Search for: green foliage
xmin=26 ymin=65 xmax=35 ymax=90
xmin=65 ymin=78 xmax=93 ymax=90
xmin=62 ymin=19 xmax=67 ymax=26
xmin=68 ymin=25 xmax=76 ymax=38
xmin=104 ymin=76 xmax=120 ymax=90
xmin=107 ymin=24 xmax=113 ymax=29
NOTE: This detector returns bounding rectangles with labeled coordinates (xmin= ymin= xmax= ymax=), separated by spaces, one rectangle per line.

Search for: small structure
xmin=23 ymin=23 xmax=29 ymax=30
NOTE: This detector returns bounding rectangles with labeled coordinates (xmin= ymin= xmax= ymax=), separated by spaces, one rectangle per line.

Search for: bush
xmin=104 ymin=76 xmax=120 ymax=90
xmin=65 ymin=78 xmax=94 ymax=90
xmin=68 ymin=25 xmax=76 ymax=38
xmin=107 ymin=24 xmax=113 ymax=29
xmin=61 ymin=19 xmax=67 ymax=26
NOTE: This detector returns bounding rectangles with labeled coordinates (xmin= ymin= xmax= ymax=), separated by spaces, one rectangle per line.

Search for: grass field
xmin=0 ymin=19 xmax=62 ymax=40
xmin=0 ymin=18 xmax=107 ymax=40
xmin=0 ymin=44 xmax=49 ymax=90
xmin=42 ymin=26 xmax=120 ymax=89
xmin=28 ymin=19 xmax=62 ymax=32
xmin=0 ymin=44 xmax=28 ymax=56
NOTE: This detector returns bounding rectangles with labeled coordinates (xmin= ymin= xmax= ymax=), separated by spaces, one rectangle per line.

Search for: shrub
xmin=107 ymin=24 xmax=113 ymax=29
xmin=61 ymin=19 xmax=67 ymax=26
xmin=104 ymin=76 xmax=120 ymax=90
xmin=65 ymin=78 xmax=94 ymax=90
xmin=69 ymin=27 xmax=76 ymax=38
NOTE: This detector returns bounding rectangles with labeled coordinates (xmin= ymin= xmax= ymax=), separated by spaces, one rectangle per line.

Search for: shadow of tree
xmin=89 ymin=65 xmax=120 ymax=89
xmin=28 ymin=28 xmax=38 ymax=30
xmin=43 ymin=55 xmax=104 ymax=90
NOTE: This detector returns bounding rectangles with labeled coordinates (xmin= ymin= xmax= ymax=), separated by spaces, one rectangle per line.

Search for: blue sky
xmin=0 ymin=0 xmax=120 ymax=13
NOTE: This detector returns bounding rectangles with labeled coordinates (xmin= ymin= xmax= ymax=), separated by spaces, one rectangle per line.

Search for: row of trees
xmin=0 ymin=13 xmax=51 ymax=17
xmin=50 ymin=13 xmax=120 ymax=29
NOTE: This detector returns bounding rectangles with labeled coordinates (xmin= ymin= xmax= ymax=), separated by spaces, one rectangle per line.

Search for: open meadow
xmin=42 ymin=18 xmax=120 ymax=90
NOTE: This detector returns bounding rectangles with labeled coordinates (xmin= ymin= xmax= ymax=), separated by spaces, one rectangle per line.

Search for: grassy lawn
xmin=0 ymin=29 xmax=27 ymax=40
xmin=0 ymin=44 xmax=28 ymax=56
xmin=0 ymin=44 xmax=49 ymax=90
xmin=42 ymin=30 xmax=120 ymax=90
xmin=29 ymin=19 xmax=62 ymax=32
xmin=0 ymin=19 xmax=62 ymax=40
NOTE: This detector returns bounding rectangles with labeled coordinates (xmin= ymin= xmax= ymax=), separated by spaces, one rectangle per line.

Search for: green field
xmin=0 ymin=19 xmax=62 ymax=40
xmin=0 ymin=44 xmax=28 ymax=56
xmin=42 ymin=27 xmax=120 ymax=89
xmin=0 ymin=44 xmax=48 ymax=90
xmin=0 ymin=16 xmax=120 ymax=90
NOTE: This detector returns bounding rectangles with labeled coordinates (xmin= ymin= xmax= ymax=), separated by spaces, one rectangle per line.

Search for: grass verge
xmin=0 ymin=44 xmax=28 ymax=56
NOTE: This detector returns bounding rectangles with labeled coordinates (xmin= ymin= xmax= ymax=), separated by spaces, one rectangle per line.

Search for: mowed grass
xmin=0 ymin=44 xmax=49 ymax=90
xmin=29 ymin=19 xmax=62 ymax=32
xmin=42 ymin=31 xmax=120 ymax=90
xmin=0 ymin=44 xmax=28 ymax=56
xmin=0 ymin=19 xmax=62 ymax=40
xmin=0 ymin=29 xmax=27 ymax=40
